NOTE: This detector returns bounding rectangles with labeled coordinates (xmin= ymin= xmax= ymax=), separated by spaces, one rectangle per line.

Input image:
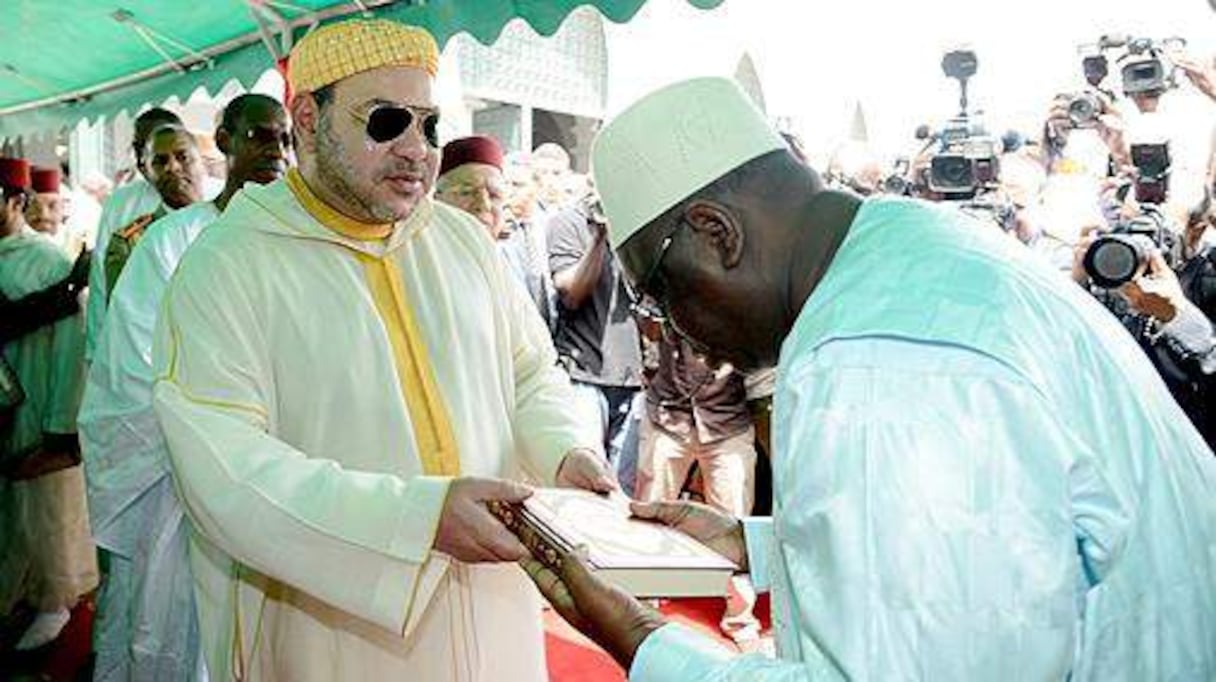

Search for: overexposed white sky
xmin=604 ymin=0 xmax=1216 ymax=163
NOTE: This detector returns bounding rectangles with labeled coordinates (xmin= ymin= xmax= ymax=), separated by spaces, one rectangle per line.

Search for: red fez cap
xmin=439 ymin=136 xmax=504 ymax=177
xmin=31 ymin=166 xmax=61 ymax=194
xmin=0 ymin=157 xmax=31 ymax=191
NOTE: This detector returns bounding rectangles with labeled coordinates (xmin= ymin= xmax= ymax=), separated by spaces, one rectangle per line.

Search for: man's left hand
xmin=555 ymin=447 xmax=618 ymax=493
xmin=1120 ymin=250 xmax=1185 ymax=323
xmin=520 ymin=545 xmax=665 ymax=669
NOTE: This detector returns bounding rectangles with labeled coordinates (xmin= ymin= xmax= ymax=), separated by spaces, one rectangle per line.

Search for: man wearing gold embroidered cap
xmin=520 ymin=77 xmax=1216 ymax=680
xmin=149 ymin=18 xmax=611 ymax=681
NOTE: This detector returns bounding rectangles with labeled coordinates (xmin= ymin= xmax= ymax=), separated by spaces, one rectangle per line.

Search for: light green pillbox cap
xmin=591 ymin=77 xmax=786 ymax=249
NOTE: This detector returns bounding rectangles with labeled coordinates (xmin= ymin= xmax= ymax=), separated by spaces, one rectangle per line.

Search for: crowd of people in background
xmin=819 ymin=50 xmax=1216 ymax=448
xmin=0 ymin=17 xmax=1213 ymax=680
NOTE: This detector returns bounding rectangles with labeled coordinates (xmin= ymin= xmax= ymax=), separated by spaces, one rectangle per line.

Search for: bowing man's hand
xmin=520 ymin=544 xmax=666 ymax=669
xmin=434 ymin=477 xmax=533 ymax=563
xmin=630 ymin=499 xmax=748 ymax=571
xmin=555 ymin=447 xmax=618 ymax=494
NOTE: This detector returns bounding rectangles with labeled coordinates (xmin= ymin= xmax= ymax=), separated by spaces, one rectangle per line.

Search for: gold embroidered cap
xmin=288 ymin=19 xmax=440 ymax=94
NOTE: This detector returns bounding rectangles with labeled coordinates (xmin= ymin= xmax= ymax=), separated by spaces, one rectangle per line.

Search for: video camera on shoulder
xmin=1083 ymin=203 xmax=1178 ymax=288
xmin=1120 ymin=36 xmax=1185 ymax=96
xmin=1078 ymin=35 xmax=1186 ymax=98
xmin=924 ymin=50 xmax=1002 ymax=199
xmin=928 ymin=129 xmax=1000 ymax=197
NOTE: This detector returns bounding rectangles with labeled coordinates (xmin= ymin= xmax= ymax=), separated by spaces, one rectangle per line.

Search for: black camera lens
xmin=882 ymin=175 xmax=909 ymax=195
xmin=1130 ymin=64 xmax=1158 ymax=80
xmin=1122 ymin=59 xmax=1165 ymax=95
xmin=1068 ymin=94 xmax=1101 ymax=127
xmin=1083 ymin=234 xmax=1152 ymax=288
xmin=930 ymin=155 xmax=974 ymax=191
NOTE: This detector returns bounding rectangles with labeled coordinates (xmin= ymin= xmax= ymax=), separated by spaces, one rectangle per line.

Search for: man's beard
xmin=316 ymin=112 xmax=404 ymax=224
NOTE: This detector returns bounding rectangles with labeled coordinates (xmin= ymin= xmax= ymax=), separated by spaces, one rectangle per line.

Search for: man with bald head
xmin=522 ymin=78 xmax=1216 ymax=680
xmin=85 ymin=107 xmax=181 ymax=361
xmin=81 ymin=93 xmax=290 ymax=682
xmin=148 ymin=20 xmax=607 ymax=681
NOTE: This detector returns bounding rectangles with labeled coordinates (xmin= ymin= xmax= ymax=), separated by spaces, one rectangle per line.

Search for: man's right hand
xmin=434 ymin=477 xmax=534 ymax=563
xmin=630 ymin=500 xmax=747 ymax=570
xmin=1044 ymin=94 xmax=1074 ymax=145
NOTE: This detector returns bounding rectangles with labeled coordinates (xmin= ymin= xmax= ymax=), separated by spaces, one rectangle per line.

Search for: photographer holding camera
xmin=1043 ymin=90 xmax=1132 ymax=174
xmin=1043 ymin=35 xmax=1216 ymax=448
xmin=1071 ymin=181 xmax=1216 ymax=449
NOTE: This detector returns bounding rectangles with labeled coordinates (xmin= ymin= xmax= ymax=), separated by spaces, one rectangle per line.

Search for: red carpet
xmin=545 ymin=595 xmax=772 ymax=681
xmin=3 ymin=593 xmax=769 ymax=680
xmin=0 ymin=597 xmax=94 ymax=681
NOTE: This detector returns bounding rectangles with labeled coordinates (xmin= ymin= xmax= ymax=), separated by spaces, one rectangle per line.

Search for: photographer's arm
xmin=552 ymin=217 xmax=608 ymax=311
xmin=1095 ymin=102 xmax=1132 ymax=169
xmin=0 ymin=281 xmax=81 ymax=343
xmin=1174 ymin=52 xmax=1216 ymax=102
xmin=1121 ymin=252 xmax=1216 ymax=378
xmin=1039 ymin=95 xmax=1074 ymax=172
xmin=1158 ymin=300 xmax=1216 ymax=377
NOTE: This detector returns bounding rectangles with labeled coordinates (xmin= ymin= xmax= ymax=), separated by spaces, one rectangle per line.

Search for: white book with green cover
xmin=519 ymin=489 xmax=738 ymax=598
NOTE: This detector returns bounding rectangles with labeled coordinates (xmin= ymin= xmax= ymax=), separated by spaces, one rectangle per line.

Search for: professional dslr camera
xmin=1065 ymin=91 xmax=1105 ymax=128
xmin=880 ymin=157 xmax=912 ymax=196
xmin=1064 ymin=40 xmax=1119 ymax=128
xmin=1083 ymin=202 xmax=1179 ymax=289
xmin=924 ymin=50 xmax=1002 ymax=199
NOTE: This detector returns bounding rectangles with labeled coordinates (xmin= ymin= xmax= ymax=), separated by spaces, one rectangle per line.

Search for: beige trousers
xmin=14 ymin=465 xmax=99 ymax=611
xmin=637 ymin=419 xmax=756 ymax=516
xmin=637 ymin=420 xmax=761 ymax=640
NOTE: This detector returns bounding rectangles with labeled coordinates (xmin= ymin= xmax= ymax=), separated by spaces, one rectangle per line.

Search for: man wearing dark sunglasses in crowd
xmin=79 ymin=93 xmax=289 ymax=682
xmin=144 ymin=19 xmax=609 ymax=682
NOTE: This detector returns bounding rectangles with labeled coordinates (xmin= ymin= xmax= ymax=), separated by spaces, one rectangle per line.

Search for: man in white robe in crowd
xmin=84 ymin=108 xmax=180 ymax=362
xmin=522 ymin=78 xmax=1216 ymax=681
xmin=80 ymin=94 xmax=290 ymax=682
xmin=150 ymin=20 xmax=610 ymax=681
xmin=0 ymin=157 xmax=98 ymax=652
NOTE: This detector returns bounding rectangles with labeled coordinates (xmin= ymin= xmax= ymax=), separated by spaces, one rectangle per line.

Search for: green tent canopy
xmin=0 ymin=0 xmax=724 ymax=142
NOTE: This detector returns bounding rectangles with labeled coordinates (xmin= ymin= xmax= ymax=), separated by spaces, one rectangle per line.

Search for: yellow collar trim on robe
xmin=285 ymin=168 xmax=394 ymax=241
xmin=357 ymin=254 xmax=461 ymax=476
xmin=287 ymin=167 xmax=461 ymax=477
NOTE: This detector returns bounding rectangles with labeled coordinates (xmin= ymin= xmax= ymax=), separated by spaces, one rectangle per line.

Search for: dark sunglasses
xmin=627 ymin=220 xmax=685 ymax=314
xmin=348 ymin=103 xmax=441 ymax=148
